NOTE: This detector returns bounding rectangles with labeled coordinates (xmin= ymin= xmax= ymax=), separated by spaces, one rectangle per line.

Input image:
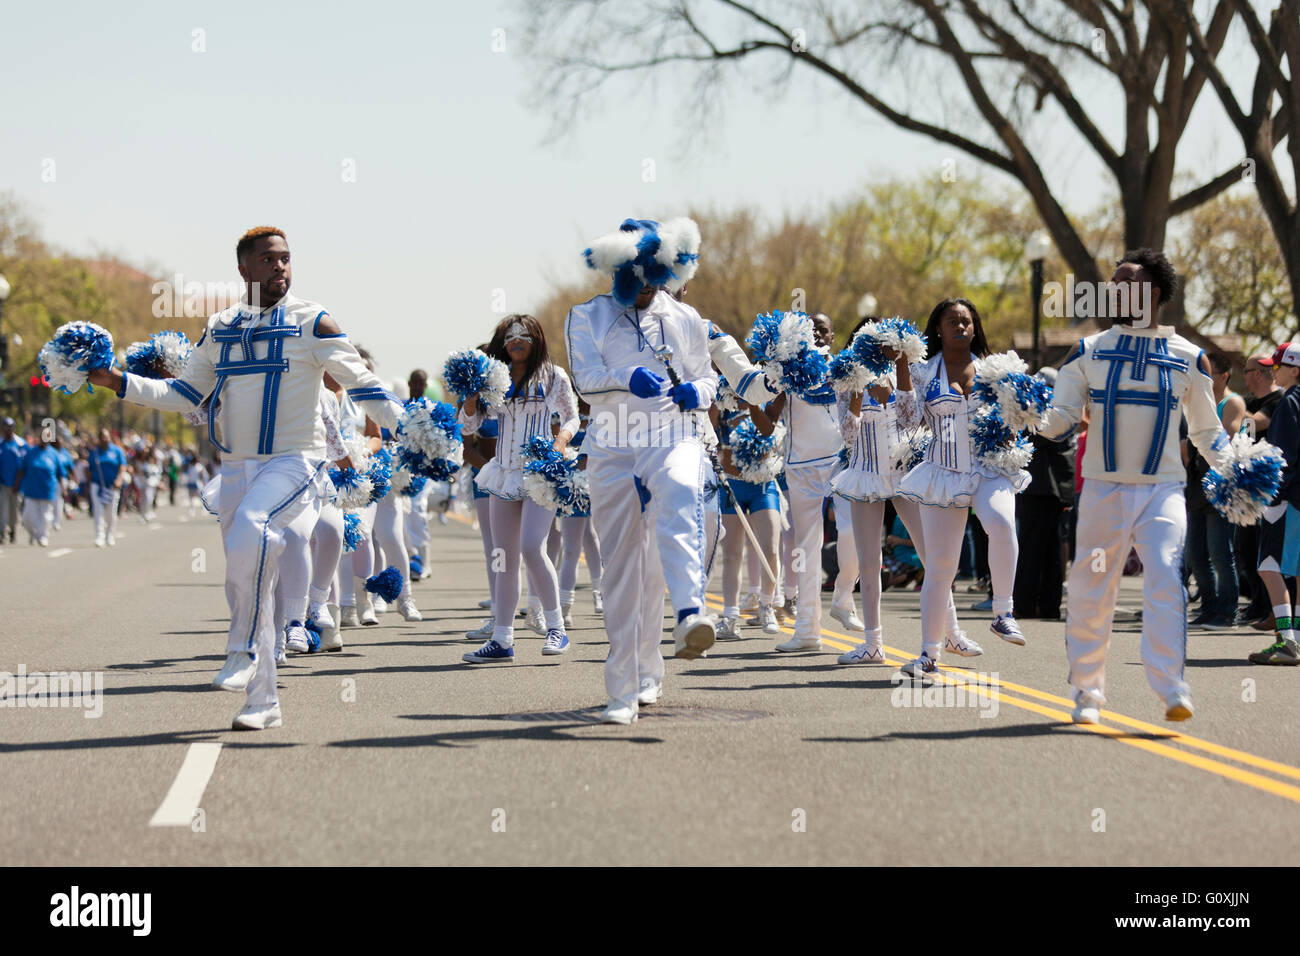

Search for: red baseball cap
xmin=1259 ymin=343 xmax=1300 ymax=368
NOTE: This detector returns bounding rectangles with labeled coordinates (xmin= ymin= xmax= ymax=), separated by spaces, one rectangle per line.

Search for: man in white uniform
xmin=1036 ymin=249 xmax=1233 ymax=723
xmin=89 ymin=226 xmax=403 ymax=730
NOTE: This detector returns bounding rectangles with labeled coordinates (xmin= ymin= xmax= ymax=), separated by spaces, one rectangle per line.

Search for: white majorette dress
xmin=832 ymin=376 xmax=906 ymax=503
xmin=461 ymin=363 xmax=580 ymax=501
xmin=896 ymin=355 xmax=1030 ymax=507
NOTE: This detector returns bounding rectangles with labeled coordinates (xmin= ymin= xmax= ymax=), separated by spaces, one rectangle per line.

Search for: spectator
xmin=1237 ymin=354 xmax=1283 ymax=627
xmin=0 ymin=417 xmax=24 ymax=544
xmin=1014 ymin=367 xmax=1075 ymax=620
xmin=14 ymin=433 xmax=62 ymax=546
xmin=87 ymin=428 xmax=128 ymax=547
xmin=1250 ymin=343 xmax=1300 ymax=665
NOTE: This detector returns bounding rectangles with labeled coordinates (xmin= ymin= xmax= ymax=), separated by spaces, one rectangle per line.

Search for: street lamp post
xmin=1026 ymin=232 xmax=1052 ymax=370
xmin=0 ymin=273 xmax=10 ymax=384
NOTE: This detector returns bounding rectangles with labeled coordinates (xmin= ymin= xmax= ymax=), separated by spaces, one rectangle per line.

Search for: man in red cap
xmin=1249 ymin=343 xmax=1300 ymax=665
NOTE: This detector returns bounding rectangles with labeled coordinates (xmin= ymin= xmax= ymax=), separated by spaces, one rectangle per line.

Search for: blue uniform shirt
xmin=87 ymin=444 xmax=127 ymax=488
xmin=0 ymin=436 xmax=25 ymax=487
xmin=18 ymin=445 xmax=61 ymax=500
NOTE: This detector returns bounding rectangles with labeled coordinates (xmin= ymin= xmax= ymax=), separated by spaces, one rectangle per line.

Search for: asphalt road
xmin=2 ymin=497 xmax=1298 ymax=866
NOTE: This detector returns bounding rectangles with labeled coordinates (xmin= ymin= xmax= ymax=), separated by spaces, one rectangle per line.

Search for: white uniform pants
xmin=785 ymin=461 xmax=837 ymax=641
xmin=21 ymin=497 xmax=54 ymax=542
xmin=217 ymin=456 xmax=324 ymax=709
xmin=89 ymin=483 xmax=120 ymax=542
xmin=373 ymin=493 xmax=411 ymax=600
xmin=1066 ymin=479 xmax=1189 ymax=703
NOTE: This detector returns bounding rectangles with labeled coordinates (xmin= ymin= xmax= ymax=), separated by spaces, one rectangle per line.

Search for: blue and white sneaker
xmin=944 ymin=631 xmax=984 ymax=657
xmin=541 ymin=628 xmax=570 ymax=656
xmin=302 ymin=619 xmax=324 ymax=653
xmin=463 ymin=639 xmax=515 ymax=664
xmin=837 ymin=642 xmax=886 ymax=665
xmin=899 ymin=653 xmax=939 ymax=684
xmin=990 ymin=615 xmax=1026 ymax=646
xmin=285 ymin=622 xmax=310 ymax=654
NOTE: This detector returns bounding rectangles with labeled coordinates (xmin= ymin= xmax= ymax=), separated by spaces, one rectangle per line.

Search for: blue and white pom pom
xmin=442 ymin=348 xmax=510 ymax=411
xmin=367 ymin=446 xmax=393 ymax=501
xmin=402 ymin=472 xmax=428 ymax=498
xmin=397 ymin=397 xmax=464 ymax=480
xmin=729 ymin=419 xmax=786 ymax=484
xmin=971 ymin=405 xmax=1032 ymax=474
xmin=521 ymin=435 xmax=590 ymax=516
xmin=38 ymin=321 xmax=115 ymax=394
xmin=365 ymin=566 xmax=404 ymax=602
xmin=973 ymin=351 xmax=1053 ymax=431
xmin=715 ymin=374 xmax=743 ymax=413
xmin=1204 ymin=432 xmax=1286 ymax=525
xmin=746 ymin=310 xmax=829 ymax=398
xmin=342 ymin=511 xmax=362 ymax=553
xmin=830 ymin=328 xmax=890 ymax=396
xmin=892 ymin=427 xmax=933 ymax=472
xmin=124 ymin=330 xmax=192 ymax=379
xmin=873 ymin=316 xmax=927 ymax=364
xmin=330 ymin=435 xmax=376 ymax=510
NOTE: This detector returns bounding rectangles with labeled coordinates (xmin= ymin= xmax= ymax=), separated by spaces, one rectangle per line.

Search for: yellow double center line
xmin=702 ymin=594 xmax=1300 ymax=804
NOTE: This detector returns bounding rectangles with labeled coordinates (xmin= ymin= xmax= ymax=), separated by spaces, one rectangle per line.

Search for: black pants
xmin=1014 ymin=496 xmax=1066 ymax=619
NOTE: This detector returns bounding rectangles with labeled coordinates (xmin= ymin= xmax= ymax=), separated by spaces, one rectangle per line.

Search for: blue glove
xmin=669 ymin=382 xmax=702 ymax=410
xmin=629 ymin=367 xmax=667 ymax=398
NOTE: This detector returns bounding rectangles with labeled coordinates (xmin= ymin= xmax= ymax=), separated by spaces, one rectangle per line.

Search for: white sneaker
xmin=944 ymin=631 xmax=985 ymax=658
xmin=759 ymin=605 xmax=780 ymax=634
xmin=212 ymin=652 xmax=256 ymax=692
xmin=372 ymin=596 xmax=389 ymax=615
xmin=593 ymin=589 xmax=604 ymax=615
xmin=359 ymin=592 xmax=378 ymax=626
xmin=601 ymin=700 xmax=638 ymax=724
xmin=716 ymin=616 xmax=743 ymax=641
xmin=466 ymin=618 xmax=494 ymax=640
xmin=1165 ymin=691 xmax=1194 ymax=722
xmin=340 ymin=605 xmax=360 ymax=628
xmin=838 ymin=643 xmax=886 ymax=665
xmin=673 ymin=613 xmax=717 ymax=659
xmin=637 ymin=678 xmax=662 ymax=706
xmin=285 ymin=623 xmax=310 ymax=654
xmin=1072 ymin=690 xmax=1102 ymax=724
xmin=106 ymin=533 xmax=116 ymax=546
xmin=562 ymin=603 xmax=574 ymax=629
xmin=478 ymin=597 xmax=493 ymax=610
xmin=525 ymin=607 xmax=546 ymax=635
xmin=740 ymin=592 xmax=761 ymax=614
xmin=829 ymin=605 xmax=866 ymax=631
xmin=775 ymin=636 xmax=822 ymax=653
xmin=232 ymin=703 xmax=282 ymax=731
xmin=94 ymin=537 xmax=105 ymax=548
xmin=398 ymin=597 xmax=422 ymax=622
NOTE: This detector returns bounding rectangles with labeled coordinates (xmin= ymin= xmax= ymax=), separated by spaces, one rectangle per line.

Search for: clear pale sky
xmin=0 ymin=0 xmax=1255 ymax=386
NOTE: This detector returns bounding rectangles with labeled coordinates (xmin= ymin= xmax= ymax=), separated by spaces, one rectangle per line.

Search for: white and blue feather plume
xmin=342 ymin=511 xmax=362 ymax=553
xmin=973 ymin=351 xmax=1053 ymax=431
xmin=971 ymin=405 xmax=1033 ymax=474
xmin=38 ymin=321 xmax=116 ymax=394
xmin=729 ymin=419 xmax=786 ymax=485
xmin=1204 ymin=432 xmax=1286 ymax=525
xmin=583 ymin=217 xmax=701 ymax=307
xmin=715 ymin=374 xmax=742 ymax=413
xmin=330 ymin=435 xmax=376 ymax=510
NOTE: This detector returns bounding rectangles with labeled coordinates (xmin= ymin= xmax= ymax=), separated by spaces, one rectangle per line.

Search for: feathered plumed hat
xmin=582 ymin=217 xmax=701 ymax=307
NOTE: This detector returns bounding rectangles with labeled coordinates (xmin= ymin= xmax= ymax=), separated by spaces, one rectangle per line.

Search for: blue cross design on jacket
xmin=206 ymin=306 xmax=302 ymax=454
xmin=1088 ymin=334 xmax=1187 ymax=475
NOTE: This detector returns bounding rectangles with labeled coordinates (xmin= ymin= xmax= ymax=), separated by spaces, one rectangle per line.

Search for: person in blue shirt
xmin=0 ymin=416 xmax=25 ymax=544
xmin=87 ymin=428 xmax=129 ymax=547
xmin=15 ymin=436 xmax=62 ymax=546
xmin=51 ymin=439 xmax=74 ymax=532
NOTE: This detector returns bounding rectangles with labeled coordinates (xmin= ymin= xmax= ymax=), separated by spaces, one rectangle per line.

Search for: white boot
xmin=355 ymin=576 xmax=378 ymax=626
xmin=320 ymin=603 xmax=343 ymax=651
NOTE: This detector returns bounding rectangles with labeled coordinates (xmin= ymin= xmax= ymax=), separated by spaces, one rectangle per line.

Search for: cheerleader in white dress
xmin=459 ymin=314 xmax=580 ymax=662
xmin=832 ymin=319 xmax=977 ymax=666
xmin=895 ymin=298 xmax=1028 ymax=680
